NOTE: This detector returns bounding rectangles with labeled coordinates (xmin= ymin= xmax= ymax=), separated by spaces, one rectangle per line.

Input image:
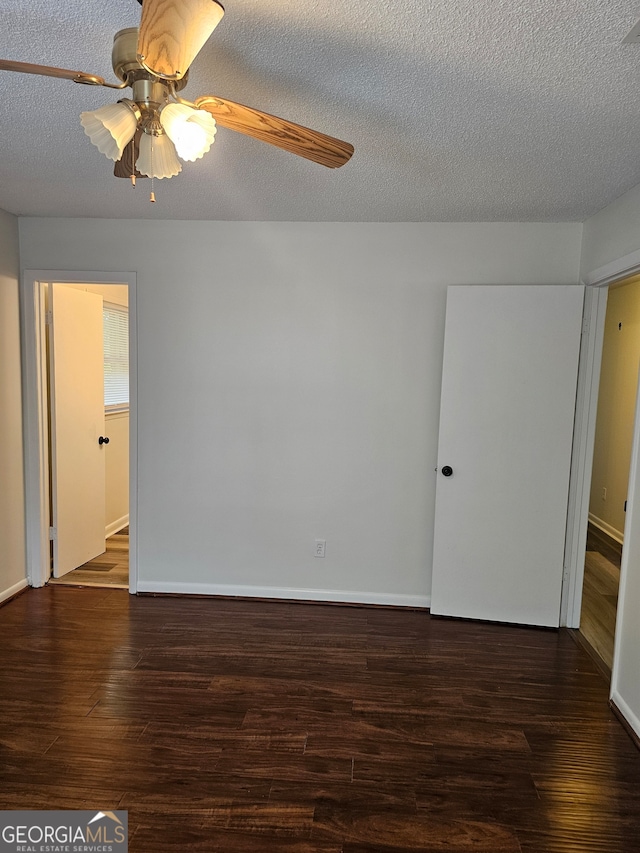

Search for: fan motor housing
xmin=112 ymin=28 xmax=189 ymax=90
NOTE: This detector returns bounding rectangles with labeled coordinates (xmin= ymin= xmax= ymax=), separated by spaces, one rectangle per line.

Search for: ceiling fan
xmin=0 ymin=0 xmax=354 ymax=200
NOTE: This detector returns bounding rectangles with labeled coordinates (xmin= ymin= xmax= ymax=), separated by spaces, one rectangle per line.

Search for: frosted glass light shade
xmin=160 ymin=103 xmax=216 ymax=162
xmin=136 ymin=132 xmax=182 ymax=179
xmin=80 ymin=102 xmax=138 ymax=162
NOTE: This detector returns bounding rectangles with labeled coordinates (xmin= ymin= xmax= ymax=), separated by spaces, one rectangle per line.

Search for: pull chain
xmin=149 ymin=134 xmax=156 ymax=203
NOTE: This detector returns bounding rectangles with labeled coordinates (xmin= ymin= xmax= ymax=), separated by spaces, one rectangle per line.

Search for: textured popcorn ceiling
xmin=1 ymin=0 xmax=640 ymax=221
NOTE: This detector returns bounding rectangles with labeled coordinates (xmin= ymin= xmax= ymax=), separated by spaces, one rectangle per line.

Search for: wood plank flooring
xmin=48 ymin=527 xmax=129 ymax=588
xmin=1 ymin=587 xmax=640 ymax=852
xmin=579 ymin=551 xmax=620 ymax=671
xmin=578 ymin=524 xmax=622 ymax=673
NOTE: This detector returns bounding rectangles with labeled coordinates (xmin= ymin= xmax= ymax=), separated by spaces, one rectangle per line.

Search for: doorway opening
xmin=48 ymin=526 xmax=130 ymax=588
xmin=578 ymin=274 xmax=640 ymax=673
xmin=21 ymin=271 xmax=137 ymax=594
xmin=46 ymin=283 xmax=130 ymax=589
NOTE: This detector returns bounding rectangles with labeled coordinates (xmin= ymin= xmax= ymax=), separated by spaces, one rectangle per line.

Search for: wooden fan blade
xmin=0 ymin=58 xmax=106 ymax=86
xmin=137 ymin=0 xmax=224 ymax=80
xmin=195 ymin=96 xmax=354 ymax=169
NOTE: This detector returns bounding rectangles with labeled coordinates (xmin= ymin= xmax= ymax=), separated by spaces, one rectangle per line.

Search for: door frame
xmin=21 ymin=270 xmax=138 ymax=593
xmin=563 ymin=247 xmax=640 ymax=628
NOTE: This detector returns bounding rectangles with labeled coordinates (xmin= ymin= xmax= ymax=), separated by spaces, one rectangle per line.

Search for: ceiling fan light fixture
xmin=160 ymin=102 xmax=217 ymax=162
xmin=136 ymin=131 xmax=182 ymax=179
xmin=0 ymin=0 xmax=354 ymax=202
xmin=80 ymin=100 xmax=139 ymax=161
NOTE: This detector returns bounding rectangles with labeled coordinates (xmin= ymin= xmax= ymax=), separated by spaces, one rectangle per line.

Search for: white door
xmin=431 ymin=285 xmax=584 ymax=627
xmin=49 ymin=285 xmax=106 ymax=577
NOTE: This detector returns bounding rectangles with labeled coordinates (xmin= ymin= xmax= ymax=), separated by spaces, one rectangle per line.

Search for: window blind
xmin=104 ymin=303 xmax=129 ymax=410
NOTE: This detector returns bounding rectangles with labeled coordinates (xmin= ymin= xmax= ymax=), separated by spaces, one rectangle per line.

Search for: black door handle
xmin=441 ymin=465 xmax=453 ymax=477
xmin=98 ymin=436 xmax=110 ymax=445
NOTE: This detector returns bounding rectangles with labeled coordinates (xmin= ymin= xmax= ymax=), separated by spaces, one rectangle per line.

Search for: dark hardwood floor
xmin=1 ymin=586 xmax=640 ymax=852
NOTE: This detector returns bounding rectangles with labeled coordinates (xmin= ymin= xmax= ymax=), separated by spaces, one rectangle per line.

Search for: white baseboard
xmin=0 ymin=578 xmax=28 ymax=605
xmin=588 ymin=512 xmax=624 ymax=545
xmin=610 ymin=688 xmax=640 ymax=742
xmin=106 ymin=515 xmax=129 ymax=538
xmin=135 ymin=580 xmax=430 ymax=609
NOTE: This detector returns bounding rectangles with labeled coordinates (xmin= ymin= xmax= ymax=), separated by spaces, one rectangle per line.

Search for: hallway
xmin=48 ymin=527 xmax=129 ymax=589
xmin=578 ymin=523 xmax=621 ymax=673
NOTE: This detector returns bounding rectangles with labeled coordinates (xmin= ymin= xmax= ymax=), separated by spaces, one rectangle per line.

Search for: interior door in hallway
xmin=49 ymin=284 xmax=106 ymax=577
xmin=431 ymin=285 xmax=585 ymax=627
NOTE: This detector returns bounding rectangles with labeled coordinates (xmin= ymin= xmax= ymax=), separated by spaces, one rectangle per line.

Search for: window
xmin=104 ymin=303 xmax=129 ymax=411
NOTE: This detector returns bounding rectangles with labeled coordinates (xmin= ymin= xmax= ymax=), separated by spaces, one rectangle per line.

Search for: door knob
xmin=441 ymin=465 xmax=453 ymax=477
xmin=98 ymin=436 xmax=110 ymax=445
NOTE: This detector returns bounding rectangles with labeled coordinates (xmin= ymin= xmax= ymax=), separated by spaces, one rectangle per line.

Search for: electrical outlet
xmin=315 ymin=539 xmax=326 ymax=558
xmin=602 ymin=487 xmax=607 ymax=501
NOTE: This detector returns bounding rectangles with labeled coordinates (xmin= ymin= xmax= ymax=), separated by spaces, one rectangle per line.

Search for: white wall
xmin=64 ymin=282 xmax=129 ymax=307
xmin=0 ymin=208 xmax=27 ymax=603
xmin=105 ymin=411 xmax=129 ymax=536
xmin=19 ymin=218 xmax=582 ymax=604
xmin=581 ymin=181 xmax=640 ymax=278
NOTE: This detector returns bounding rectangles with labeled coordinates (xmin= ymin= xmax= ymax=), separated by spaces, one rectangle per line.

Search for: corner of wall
xmin=580 ymin=182 xmax=640 ymax=281
xmin=0 ymin=208 xmax=29 ymax=600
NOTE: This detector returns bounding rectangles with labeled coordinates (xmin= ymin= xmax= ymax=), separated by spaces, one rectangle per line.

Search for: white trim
xmin=0 ymin=578 xmax=29 ymax=605
xmin=128 ymin=277 xmax=138 ymax=595
xmin=565 ymin=255 xmax=640 ymax=628
xmin=20 ymin=280 xmax=51 ymax=587
xmin=582 ymin=248 xmax=640 ymax=288
xmin=587 ymin=512 xmax=624 ymax=546
xmin=106 ymin=515 xmax=129 ymax=538
xmin=135 ymin=580 xmax=430 ymax=609
xmin=562 ymin=284 xmax=608 ymax=627
xmin=21 ymin=270 xmax=138 ymax=594
xmin=610 ymin=691 xmax=640 ymax=742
